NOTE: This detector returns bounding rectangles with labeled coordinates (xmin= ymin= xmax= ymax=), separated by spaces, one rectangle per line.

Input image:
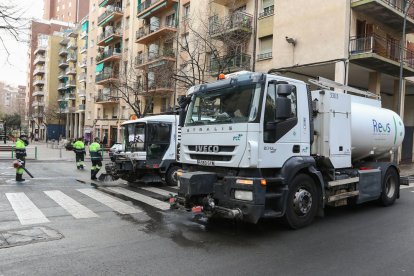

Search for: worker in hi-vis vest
xmin=89 ymin=137 xmax=102 ymax=180
xmin=73 ymin=137 xmax=86 ymax=170
xmin=15 ymin=134 xmax=29 ymax=182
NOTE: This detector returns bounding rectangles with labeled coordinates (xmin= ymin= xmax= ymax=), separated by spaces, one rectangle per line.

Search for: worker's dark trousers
xmin=91 ymin=160 xmax=102 ymax=180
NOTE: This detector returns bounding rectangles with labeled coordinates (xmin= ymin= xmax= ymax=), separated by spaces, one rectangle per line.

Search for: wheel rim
xmin=385 ymin=175 xmax=396 ymax=198
xmin=171 ymin=170 xmax=178 ymax=184
xmin=293 ymin=188 xmax=313 ymax=216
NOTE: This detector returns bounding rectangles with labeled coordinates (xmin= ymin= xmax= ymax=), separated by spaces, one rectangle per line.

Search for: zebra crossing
xmin=1 ymin=186 xmax=179 ymax=226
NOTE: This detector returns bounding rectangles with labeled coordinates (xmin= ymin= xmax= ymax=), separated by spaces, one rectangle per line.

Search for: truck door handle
xmin=292 ymin=145 xmax=300 ymax=153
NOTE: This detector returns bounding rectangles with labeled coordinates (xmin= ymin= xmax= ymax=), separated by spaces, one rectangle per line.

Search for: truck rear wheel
xmin=166 ymin=165 xmax=180 ymax=186
xmin=284 ymin=174 xmax=319 ymax=229
xmin=379 ymin=167 xmax=399 ymax=206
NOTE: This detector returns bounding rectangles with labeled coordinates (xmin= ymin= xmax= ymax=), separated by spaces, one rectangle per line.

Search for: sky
xmin=0 ymin=0 xmax=43 ymax=87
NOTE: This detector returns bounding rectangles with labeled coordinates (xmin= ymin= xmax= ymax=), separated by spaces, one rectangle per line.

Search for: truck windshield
xmin=185 ymin=83 xmax=262 ymax=126
xmin=124 ymin=123 xmax=145 ymax=152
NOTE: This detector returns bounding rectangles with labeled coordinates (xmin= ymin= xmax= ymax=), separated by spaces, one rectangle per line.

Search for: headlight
xmin=234 ymin=190 xmax=253 ymax=201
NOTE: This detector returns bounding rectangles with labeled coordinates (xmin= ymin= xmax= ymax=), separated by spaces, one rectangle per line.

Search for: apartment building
xmin=44 ymin=0 xmax=90 ymax=23
xmin=0 ymin=83 xmax=26 ymax=117
xmin=31 ymin=33 xmax=67 ymax=140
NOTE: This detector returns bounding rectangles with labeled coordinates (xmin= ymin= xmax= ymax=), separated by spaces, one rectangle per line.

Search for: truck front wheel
xmin=379 ymin=167 xmax=399 ymax=206
xmin=284 ymin=174 xmax=319 ymax=229
xmin=166 ymin=165 xmax=180 ymax=186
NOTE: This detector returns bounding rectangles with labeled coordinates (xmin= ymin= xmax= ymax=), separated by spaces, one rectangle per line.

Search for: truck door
xmin=146 ymin=122 xmax=172 ymax=166
xmin=260 ymin=81 xmax=303 ymax=168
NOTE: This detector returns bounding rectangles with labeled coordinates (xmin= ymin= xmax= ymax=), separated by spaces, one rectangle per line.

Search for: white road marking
xmin=6 ymin=193 xmax=49 ymax=225
xmin=77 ymin=188 xmax=141 ymax=214
xmin=169 ymin=186 xmax=179 ymax=190
xmin=141 ymin=187 xmax=177 ymax=197
xmin=107 ymin=187 xmax=171 ymax=211
xmin=401 ymin=183 xmax=414 ymax=190
xmin=44 ymin=190 xmax=99 ymax=219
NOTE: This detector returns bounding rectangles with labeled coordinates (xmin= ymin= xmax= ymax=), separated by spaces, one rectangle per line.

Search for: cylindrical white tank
xmin=351 ymin=102 xmax=404 ymax=161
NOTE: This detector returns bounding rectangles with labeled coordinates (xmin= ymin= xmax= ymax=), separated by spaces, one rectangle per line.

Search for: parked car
xmin=109 ymin=143 xmax=124 ymax=161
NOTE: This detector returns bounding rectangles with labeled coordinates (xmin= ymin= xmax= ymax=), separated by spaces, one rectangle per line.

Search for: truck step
xmin=265 ymin=192 xmax=283 ymax=199
xmin=328 ymin=191 xmax=359 ymax=203
xmin=328 ymin=177 xmax=359 ymax=188
xmin=263 ymin=210 xmax=283 ymax=219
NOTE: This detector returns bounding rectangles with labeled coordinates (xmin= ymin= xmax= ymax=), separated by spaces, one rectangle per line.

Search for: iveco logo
xmin=195 ymin=145 xmax=219 ymax=153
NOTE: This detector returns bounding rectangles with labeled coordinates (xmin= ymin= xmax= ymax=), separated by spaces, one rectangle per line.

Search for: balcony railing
xmin=135 ymin=50 xmax=176 ymax=66
xmin=78 ymin=73 xmax=87 ymax=82
xmin=78 ymin=89 xmax=86 ymax=97
xmin=66 ymin=80 xmax=77 ymax=87
xmin=32 ymin=90 xmax=45 ymax=97
xmin=257 ymin=51 xmax=272 ymax=61
xmin=32 ymin=100 xmax=45 ymax=107
xmin=67 ymin=54 xmax=77 ymax=62
xmin=96 ymin=48 xmax=122 ymax=63
xmin=138 ymin=0 xmax=164 ymax=13
xmin=34 ymin=56 xmax=45 ymax=64
xmin=98 ymin=27 xmax=123 ymax=44
xmin=80 ymin=45 xmax=88 ymax=53
xmin=135 ymin=21 xmax=177 ymax=42
xmin=33 ymin=79 xmax=45 ymax=86
xmin=58 ymin=59 xmax=69 ymax=67
xmin=79 ymin=59 xmax=88 ymax=67
xmin=65 ymin=67 xmax=77 ymax=75
xmin=350 ymin=34 xmax=414 ymax=68
xmin=95 ymin=72 xmax=118 ymax=83
xmin=65 ymin=92 xmax=76 ymax=100
xmin=59 ymin=47 xmax=68 ymax=55
xmin=209 ymin=53 xmax=251 ymax=74
xmin=94 ymin=92 xmax=119 ymax=102
xmin=78 ymin=104 xmax=86 ymax=111
xmin=58 ymin=83 xmax=67 ymax=90
xmin=63 ymin=107 xmax=76 ymax=113
xmin=67 ymin=42 xmax=77 ymax=50
xmin=33 ymin=67 xmax=45 ymax=75
xmin=34 ymin=46 xmax=46 ymax=55
xmin=98 ymin=5 xmax=123 ymax=25
xmin=209 ymin=12 xmax=253 ymax=36
xmin=259 ymin=5 xmax=274 ymax=18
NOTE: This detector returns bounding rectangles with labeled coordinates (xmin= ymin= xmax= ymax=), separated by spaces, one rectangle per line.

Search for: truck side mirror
xmin=277 ymin=84 xmax=295 ymax=96
xmin=275 ymin=97 xmax=292 ymax=120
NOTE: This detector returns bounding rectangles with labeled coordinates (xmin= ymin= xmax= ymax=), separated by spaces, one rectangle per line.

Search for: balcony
xmin=58 ymin=59 xmax=69 ymax=68
xmin=134 ymin=50 xmax=176 ymax=69
xmin=94 ymin=92 xmax=119 ymax=103
xmin=32 ymin=112 xmax=44 ymax=118
xmin=58 ymin=83 xmax=67 ymax=91
xmin=97 ymin=27 xmax=123 ymax=46
xmin=34 ymin=56 xmax=45 ymax=65
xmin=67 ymin=41 xmax=78 ymax=50
xmin=137 ymin=0 xmax=178 ymax=19
xmin=60 ymin=37 xmax=69 ymax=46
xmin=98 ymin=5 xmax=123 ymax=27
xmin=99 ymin=0 xmax=118 ymax=7
xmin=57 ymin=96 xmax=66 ymax=102
xmin=211 ymin=0 xmax=243 ymax=5
xmin=32 ymin=90 xmax=45 ymax=97
xmin=59 ymin=47 xmax=68 ymax=56
xmin=66 ymin=80 xmax=77 ymax=88
xmin=96 ymin=48 xmax=122 ymax=64
xmin=144 ymin=82 xmax=174 ymax=96
xmin=65 ymin=92 xmax=76 ymax=100
xmin=80 ymin=30 xmax=88 ymax=39
xmin=79 ymin=59 xmax=88 ymax=68
xmin=33 ymin=67 xmax=45 ymax=76
xmin=80 ymin=45 xmax=88 ymax=54
xmin=77 ymin=104 xmax=86 ymax=112
xmin=58 ymin=71 xmax=67 ymax=80
xmin=135 ymin=21 xmax=177 ymax=44
xmin=68 ymin=28 xmax=78 ymax=38
xmin=32 ymin=100 xmax=45 ymax=107
xmin=33 ymin=79 xmax=45 ymax=86
xmin=34 ymin=46 xmax=46 ymax=55
xmin=77 ymin=89 xmax=86 ymax=97
xmin=351 ymin=0 xmax=414 ymax=33
xmin=67 ymin=54 xmax=77 ymax=62
xmin=209 ymin=53 xmax=251 ymax=75
xmin=63 ymin=107 xmax=76 ymax=113
xmin=349 ymin=34 xmax=414 ymax=77
xmin=78 ymin=73 xmax=87 ymax=83
xmin=210 ymin=12 xmax=253 ymax=40
xmin=95 ymin=72 xmax=119 ymax=85
xmin=65 ymin=67 xmax=77 ymax=75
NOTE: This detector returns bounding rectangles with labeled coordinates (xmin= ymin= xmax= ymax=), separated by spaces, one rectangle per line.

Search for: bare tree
xmin=0 ymin=1 xmax=28 ymax=54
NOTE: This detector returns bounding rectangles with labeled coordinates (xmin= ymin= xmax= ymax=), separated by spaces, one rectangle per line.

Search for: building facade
xmin=43 ymin=0 xmax=90 ymax=23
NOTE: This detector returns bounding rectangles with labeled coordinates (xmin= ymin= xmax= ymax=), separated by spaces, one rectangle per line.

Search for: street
xmin=0 ymin=159 xmax=412 ymax=275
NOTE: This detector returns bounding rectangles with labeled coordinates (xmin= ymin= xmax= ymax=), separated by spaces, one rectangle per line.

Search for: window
xmin=263 ymin=83 xmax=297 ymax=143
xmin=166 ymin=13 xmax=176 ymax=27
xmin=183 ymin=4 xmax=190 ymax=20
xmin=260 ymin=0 xmax=274 ymax=18
xmin=125 ymin=16 xmax=130 ymax=29
xmin=90 ymin=39 xmax=94 ymax=48
xmin=181 ymin=33 xmax=189 ymax=51
xmin=258 ymin=36 xmax=273 ymax=60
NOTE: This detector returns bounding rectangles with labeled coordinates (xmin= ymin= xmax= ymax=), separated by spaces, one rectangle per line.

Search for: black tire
xmin=284 ymin=174 xmax=319 ymax=229
xmin=379 ymin=167 xmax=399 ymax=206
xmin=166 ymin=165 xmax=180 ymax=186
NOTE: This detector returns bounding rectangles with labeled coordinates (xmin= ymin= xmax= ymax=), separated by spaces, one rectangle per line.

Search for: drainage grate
xmin=0 ymin=226 xmax=63 ymax=249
